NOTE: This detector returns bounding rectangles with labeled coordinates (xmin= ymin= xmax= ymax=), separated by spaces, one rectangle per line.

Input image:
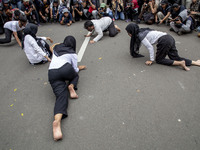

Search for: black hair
xmin=14 ymin=10 xmax=20 ymax=16
xmin=19 ymin=14 xmax=27 ymax=23
xmin=84 ymin=20 xmax=94 ymax=29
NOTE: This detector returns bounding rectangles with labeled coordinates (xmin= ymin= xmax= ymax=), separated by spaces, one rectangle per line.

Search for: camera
xmin=144 ymin=4 xmax=147 ymax=7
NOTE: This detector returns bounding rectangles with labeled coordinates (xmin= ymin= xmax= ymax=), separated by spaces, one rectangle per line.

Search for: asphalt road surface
xmin=0 ymin=20 xmax=200 ymax=150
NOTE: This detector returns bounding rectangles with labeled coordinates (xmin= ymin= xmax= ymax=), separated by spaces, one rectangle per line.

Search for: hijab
xmin=54 ymin=36 xmax=76 ymax=56
xmin=22 ymin=23 xmax=38 ymax=49
xmin=125 ymin=23 xmax=152 ymax=58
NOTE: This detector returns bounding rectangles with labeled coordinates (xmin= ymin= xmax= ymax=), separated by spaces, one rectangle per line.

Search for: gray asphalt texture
xmin=0 ymin=21 xmax=200 ymax=150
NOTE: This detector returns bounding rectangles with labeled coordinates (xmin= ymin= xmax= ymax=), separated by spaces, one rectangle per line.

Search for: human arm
xmin=13 ymin=31 xmax=22 ymax=47
xmin=141 ymin=38 xmax=155 ymax=63
xmin=92 ymin=25 xmax=103 ymax=42
xmin=160 ymin=12 xmax=171 ymax=24
xmin=88 ymin=0 xmax=96 ymax=9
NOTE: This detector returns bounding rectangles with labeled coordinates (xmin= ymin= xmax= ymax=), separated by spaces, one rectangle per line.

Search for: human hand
xmin=46 ymin=37 xmax=53 ymax=43
xmin=145 ymin=60 xmax=153 ymax=65
xmin=67 ymin=23 xmax=71 ymax=26
xmin=89 ymin=40 xmax=95 ymax=44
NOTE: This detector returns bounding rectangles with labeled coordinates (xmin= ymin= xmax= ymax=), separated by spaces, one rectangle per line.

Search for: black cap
xmin=172 ymin=3 xmax=179 ymax=8
xmin=161 ymin=0 xmax=168 ymax=5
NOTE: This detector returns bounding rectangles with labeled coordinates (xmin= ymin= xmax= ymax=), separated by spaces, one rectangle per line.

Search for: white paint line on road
xmin=78 ymin=32 xmax=91 ymax=62
xmin=178 ymin=81 xmax=185 ymax=90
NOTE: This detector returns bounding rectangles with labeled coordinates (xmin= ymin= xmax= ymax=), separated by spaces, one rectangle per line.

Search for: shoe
xmin=125 ymin=19 xmax=131 ymax=22
xmin=156 ymin=21 xmax=160 ymax=24
xmin=169 ymin=28 xmax=174 ymax=31
xmin=177 ymin=31 xmax=182 ymax=36
xmin=198 ymin=33 xmax=200 ymax=37
xmin=136 ymin=19 xmax=140 ymax=24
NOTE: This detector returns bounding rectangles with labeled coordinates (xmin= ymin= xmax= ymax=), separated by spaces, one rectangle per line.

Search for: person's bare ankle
xmin=180 ymin=61 xmax=190 ymax=71
xmin=53 ymin=120 xmax=62 ymax=141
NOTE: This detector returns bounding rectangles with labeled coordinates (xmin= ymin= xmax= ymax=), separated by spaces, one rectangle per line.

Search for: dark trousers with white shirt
xmin=156 ymin=34 xmax=192 ymax=66
xmin=0 ymin=28 xmax=22 ymax=44
xmin=48 ymin=63 xmax=79 ymax=119
xmin=107 ymin=21 xmax=118 ymax=37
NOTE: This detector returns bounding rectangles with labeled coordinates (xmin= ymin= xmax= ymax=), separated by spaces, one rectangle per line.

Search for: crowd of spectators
xmin=0 ymin=0 xmax=200 ymax=36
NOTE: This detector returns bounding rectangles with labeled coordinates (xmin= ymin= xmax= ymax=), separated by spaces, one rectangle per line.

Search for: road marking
xmin=178 ymin=81 xmax=185 ymax=90
xmin=78 ymin=32 xmax=91 ymax=62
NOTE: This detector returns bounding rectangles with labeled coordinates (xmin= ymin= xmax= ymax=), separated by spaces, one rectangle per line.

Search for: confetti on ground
xmin=14 ymin=88 xmax=17 ymax=92
xmin=178 ymin=119 xmax=181 ymax=122
xmin=141 ymin=70 xmax=145 ymax=73
xmin=10 ymin=104 xmax=14 ymax=107
xmin=122 ymin=122 xmax=125 ymax=125
xmin=44 ymin=82 xmax=47 ymax=85
xmin=21 ymin=113 xmax=24 ymax=117
xmin=133 ymin=74 xmax=136 ymax=76
xmin=14 ymin=99 xmax=16 ymax=101
xmin=99 ymin=57 xmax=102 ymax=60
xmin=136 ymin=89 xmax=140 ymax=93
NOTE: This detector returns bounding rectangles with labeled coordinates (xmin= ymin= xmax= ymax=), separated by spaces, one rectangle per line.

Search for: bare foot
xmin=180 ymin=61 xmax=190 ymax=71
xmin=115 ymin=25 xmax=121 ymax=32
xmin=68 ymin=84 xmax=78 ymax=99
xmin=53 ymin=120 xmax=62 ymax=141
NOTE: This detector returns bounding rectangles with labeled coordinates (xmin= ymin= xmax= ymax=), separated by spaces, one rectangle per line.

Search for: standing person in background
xmin=0 ymin=15 xmax=27 ymax=47
xmin=48 ymin=36 xmax=86 ymax=141
xmin=111 ymin=0 xmax=125 ymax=20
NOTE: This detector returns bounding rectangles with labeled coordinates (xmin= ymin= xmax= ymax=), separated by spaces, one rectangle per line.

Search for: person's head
xmin=125 ymin=23 xmax=139 ymax=37
xmin=14 ymin=10 xmax=21 ymax=20
xmin=24 ymin=23 xmax=38 ymax=37
xmin=23 ymin=0 xmax=30 ymax=6
xmin=84 ymin=20 xmax=94 ymax=31
xmin=53 ymin=0 xmax=58 ymax=7
xmin=172 ymin=3 xmax=179 ymax=11
xmin=192 ymin=0 xmax=197 ymax=3
xmin=160 ymin=0 xmax=168 ymax=8
xmin=73 ymin=1 xmax=79 ymax=8
xmin=62 ymin=8 xmax=69 ymax=17
xmin=18 ymin=15 xmax=27 ymax=27
xmin=43 ymin=0 xmax=47 ymax=4
xmin=100 ymin=3 xmax=106 ymax=11
xmin=63 ymin=36 xmax=76 ymax=52
xmin=3 ymin=0 xmax=10 ymax=8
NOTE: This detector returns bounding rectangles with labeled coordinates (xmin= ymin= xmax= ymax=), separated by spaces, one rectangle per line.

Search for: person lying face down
xmin=48 ymin=36 xmax=86 ymax=141
xmin=84 ymin=16 xmax=121 ymax=44
xmin=125 ymin=23 xmax=200 ymax=71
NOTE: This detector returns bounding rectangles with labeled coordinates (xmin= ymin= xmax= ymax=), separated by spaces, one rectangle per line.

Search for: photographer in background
xmin=138 ymin=0 xmax=157 ymax=24
xmin=72 ymin=0 xmax=83 ymax=22
xmin=38 ymin=0 xmax=50 ymax=23
xmin=189 ymin=0 xmax=200 ymax=27
xmin=124 ymin=0 xmax=139 ymax=22
xmin=21 ymin=0 xmax=40 ymax=25
xmin=98 ymin=3 xmax=113 ymax=19
xmin=170 ymin=15 xmax=195 ymax=35
xmin=59 ymin=8 xmax=72 ymax=26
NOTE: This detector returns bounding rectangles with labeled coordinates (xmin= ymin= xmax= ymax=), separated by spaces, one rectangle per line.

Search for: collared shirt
xmin=49 ymin=53 xmax=79 ymax=72
xmin=24 ymin=35 xmax=47 ymax=64
xmin=91 ymin=17 xmax=112 ymax=42
xmin=141 ymin=31 xmax=167 ymax=61
xmin=4 ymin=21 xmax=25 ymax=32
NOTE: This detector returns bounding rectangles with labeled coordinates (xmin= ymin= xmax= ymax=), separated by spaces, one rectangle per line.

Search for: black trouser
xmin=0 ymin=28 xmax=23 ymax=44
xmin=125 ymin=7 xmax=137 ymax=21
xmin=107 ymin=21 xmax=118 ymax=37
xmin=48 ymin=63 xmax=79 ymax=119
xmin=156 ymin=34 xmax=192 ymax=66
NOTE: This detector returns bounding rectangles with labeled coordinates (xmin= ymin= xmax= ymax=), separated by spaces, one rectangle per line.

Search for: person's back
xmin=91 ymin=16 xmax=112 ymax=31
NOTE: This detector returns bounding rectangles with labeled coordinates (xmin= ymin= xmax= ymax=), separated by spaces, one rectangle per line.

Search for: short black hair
xmin=19 ymin=14 xmax=27 ymax=23
xmin=84 ymin=21 xmax=94 ymax=29
xmin=14 ymin=10 xmax=20 ymax=17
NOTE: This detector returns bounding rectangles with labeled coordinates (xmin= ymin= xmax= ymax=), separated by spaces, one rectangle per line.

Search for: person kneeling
xmin=125 ymin=23 xmax=200 ymax=71
xmin=84 ymin=16 xmax=121 ymax=44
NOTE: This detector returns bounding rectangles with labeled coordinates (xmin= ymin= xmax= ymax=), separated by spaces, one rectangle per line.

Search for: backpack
xmin=36 ymin=38 xmax=52 ymax=58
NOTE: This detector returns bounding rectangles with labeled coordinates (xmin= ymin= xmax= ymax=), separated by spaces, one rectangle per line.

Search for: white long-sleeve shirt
xmin=49 ymin=53 xmax=79 ymax=73
xmin=24 ymin=35 xmax=47 ymax=64
xmin=4 ymin=21 xmax=25 ymax=32
xmin=91 ymin=17 xmax=112 ymax=42
xmin=141 ymin=31 xmax=167 ymax=61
